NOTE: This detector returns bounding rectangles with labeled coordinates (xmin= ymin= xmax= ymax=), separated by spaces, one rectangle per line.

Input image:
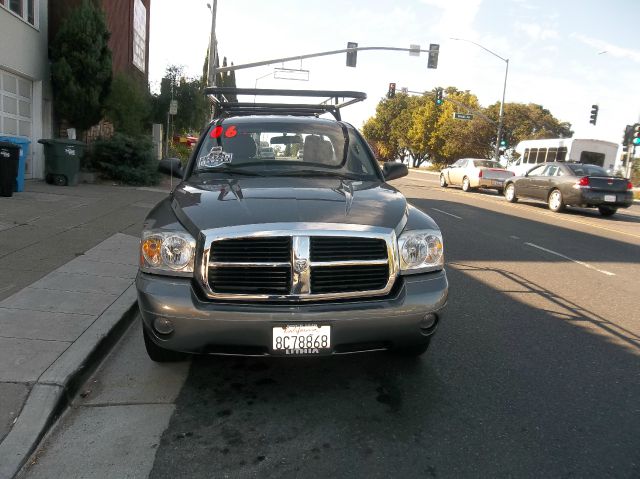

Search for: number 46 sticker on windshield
xmin=210 ymin=125 xmax=237 ymax=139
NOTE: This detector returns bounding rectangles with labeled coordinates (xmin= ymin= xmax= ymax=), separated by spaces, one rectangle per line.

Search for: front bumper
xmin=136 ymin=270 xmax=448 ymax=356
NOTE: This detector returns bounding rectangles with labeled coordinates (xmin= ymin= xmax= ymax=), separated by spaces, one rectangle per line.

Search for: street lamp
xmin=206 ymin=1 xmax=218 ymax=87
xmin=450 ymin=37 xmax=509 ymax=161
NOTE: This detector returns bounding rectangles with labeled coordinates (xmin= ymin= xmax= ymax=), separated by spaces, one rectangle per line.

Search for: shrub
xmin=90 ymin=133 xmax=160 ymax=186
xmin=104 ymin=74 xmax=152 ymax=136
xmin=168 ymin=142 xmax=191 ymax=167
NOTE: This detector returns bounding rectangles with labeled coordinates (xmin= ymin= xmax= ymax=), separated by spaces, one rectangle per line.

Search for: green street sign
xmin=453 ymin=112 xmax=473 ymax=120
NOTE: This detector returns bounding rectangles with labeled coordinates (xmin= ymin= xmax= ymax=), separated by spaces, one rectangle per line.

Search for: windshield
xmin=193 ymin=118 xmax=379 ymax=180
xmin=474 ymin=160 xmax=501 ymax=168
xmin=566 ymin=164 xmax=608 ymax=176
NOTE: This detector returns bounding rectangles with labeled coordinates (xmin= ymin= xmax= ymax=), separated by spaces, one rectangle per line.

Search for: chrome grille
xmin=210 ymin=237 xmax=291 ymax=262
xmin=310 ymin=237 xmax=387 ymax=261
xmin=311 ymin=264 xmax=390 ymax=294
xmin=208 ymin=266 xmax=291 ymax=295
xmin=200 ymin=224 xmax=398 ymax=301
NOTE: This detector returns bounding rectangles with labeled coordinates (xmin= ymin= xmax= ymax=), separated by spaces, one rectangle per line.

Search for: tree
xmin=50 ymin=0 xmax=112 ymax=134
xmin=151 ymin=65 xmax=209 ymax=135
xmin=104 ymin=74 xmax=152 ymax=136
xmin=362 ymin=94 xmax=412 ymax=162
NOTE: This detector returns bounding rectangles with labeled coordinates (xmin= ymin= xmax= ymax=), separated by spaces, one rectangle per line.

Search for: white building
xmin=0 ymin=0 xmax=52 ymax=180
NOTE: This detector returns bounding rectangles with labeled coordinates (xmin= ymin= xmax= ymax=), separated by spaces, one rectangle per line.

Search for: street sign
xmin=409 ymin=44 xmax=420 ymax=57
xmin=453 ymin=112 xmax=473 ymax=120
xmin=169 ymin=100 xmax=178 ymax=115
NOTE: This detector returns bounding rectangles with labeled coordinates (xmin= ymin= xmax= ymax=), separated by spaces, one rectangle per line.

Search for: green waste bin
xmin=38 ymin=139 xmax=86 ymax=186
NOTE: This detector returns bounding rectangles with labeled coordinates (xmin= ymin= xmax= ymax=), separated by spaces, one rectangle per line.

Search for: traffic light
xmin=589 ymin=104 xmax=598 ymax=125
xmin=434 ymin=88 xmax=443 ymax=106
xmin=428 ymin=44 xmax=440 ymax=69
xmin=623 ymin=125 xmax=633 ymax=145
xmin=346 ymin=42 xmax=358 ymax=67
xmin=634 ymin=123 xmax=640 ymax=145
xmin=387 ymin=83 xmax=396 ymax=99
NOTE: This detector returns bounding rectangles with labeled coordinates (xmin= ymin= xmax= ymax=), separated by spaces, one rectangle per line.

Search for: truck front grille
xmin=310 ymin=264 xmax=389 ymax=294
xmin=310 ymin=237 xmax=387 ymax=261
xmin=203 ymin=230 xmax=396 ymax=301
xmin=208 ymin=266 xmax=291 ymax=295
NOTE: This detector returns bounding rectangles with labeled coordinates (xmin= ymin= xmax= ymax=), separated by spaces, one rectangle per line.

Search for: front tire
xmin=598 ymin=206 xmax=617 ymax=217
xmin=439 ymin=174 xmax=448 ymax=187
xmin=504 ymin=183 xmax=518 ymax=203
xmin=462 ymin=177 xmax=473 ymax=192
xmin=143 ymin=326 xmax=188 ymax=362
xmin=548 ymin=189 xmax=565 ymax=212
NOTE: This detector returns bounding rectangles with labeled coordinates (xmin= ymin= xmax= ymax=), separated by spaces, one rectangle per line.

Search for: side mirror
xmin=382 ymin=162 xmax=408 ymax=181
xmin=158 ymin=158 xmax=184 ymax=179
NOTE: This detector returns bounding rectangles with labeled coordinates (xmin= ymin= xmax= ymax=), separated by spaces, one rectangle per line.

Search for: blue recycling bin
xmin=0 ymin=136 xmax=30 ymax=192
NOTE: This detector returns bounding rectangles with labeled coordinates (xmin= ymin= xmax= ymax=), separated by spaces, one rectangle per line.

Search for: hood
xmin=170 ymin=176 xmax=408 ymax=234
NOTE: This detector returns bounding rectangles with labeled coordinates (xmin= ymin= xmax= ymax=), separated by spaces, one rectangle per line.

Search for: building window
xmin=132 ymin=0 xmax=147 ymax=73
xmin=1 ymin=0 xmax=37 ymax=27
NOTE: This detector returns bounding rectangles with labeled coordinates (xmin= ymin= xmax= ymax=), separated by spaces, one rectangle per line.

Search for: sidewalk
xmin=0 ymin=180 xmax=170 ymax=479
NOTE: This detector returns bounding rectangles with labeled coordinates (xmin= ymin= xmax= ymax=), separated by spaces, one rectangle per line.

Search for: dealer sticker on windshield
xmin=197 ymin=146 xmax=233 ymax=168
xmin=272 ymin=324 xmax=331 ymax=355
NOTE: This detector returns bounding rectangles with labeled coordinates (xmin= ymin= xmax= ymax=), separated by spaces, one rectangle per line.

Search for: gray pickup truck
xmin=136 ymin=88 xmax=448 ymax=361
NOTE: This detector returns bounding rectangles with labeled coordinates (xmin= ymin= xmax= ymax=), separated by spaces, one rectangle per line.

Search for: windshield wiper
xmin=196 ymin=167 xmax=266 ymax=177
xmin=270 ymin=170 xmax=363 ymax=180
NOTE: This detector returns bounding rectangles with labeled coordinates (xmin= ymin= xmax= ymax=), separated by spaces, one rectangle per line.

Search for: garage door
xmin=0 ymin=69 xmax=32 ymax=173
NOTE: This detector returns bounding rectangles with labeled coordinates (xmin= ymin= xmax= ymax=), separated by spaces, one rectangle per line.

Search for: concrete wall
xmin=0 ymin=0 xmax=52 ymax=179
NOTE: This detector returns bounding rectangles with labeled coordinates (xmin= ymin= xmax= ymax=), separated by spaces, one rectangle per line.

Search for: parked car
xmin=136 ymin=88 xmax=448 ymax=362
xmin=503 ymin=162 xmax=634 ymax=216
xmin=440 ymin=158 xmax=514 ymax=193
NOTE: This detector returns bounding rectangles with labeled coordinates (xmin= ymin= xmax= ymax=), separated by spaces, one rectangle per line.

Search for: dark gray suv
xmin=136 ymin=89 xmax=448 ymax=361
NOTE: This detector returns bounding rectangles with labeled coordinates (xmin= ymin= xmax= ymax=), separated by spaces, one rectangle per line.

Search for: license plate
xmin=604 ymin=194 xmax=616 ymax=203
xmin=491 ymin=179 xmax=503 ymax=186
xmin=272 ymin=324 xmax=330 ymax=355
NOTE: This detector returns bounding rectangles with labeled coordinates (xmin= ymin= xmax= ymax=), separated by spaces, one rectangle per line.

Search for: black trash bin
xmin=38 ymin=139 xmax=86 ymax=186
xmin=0 ymin=141 xmax=20 ymax=197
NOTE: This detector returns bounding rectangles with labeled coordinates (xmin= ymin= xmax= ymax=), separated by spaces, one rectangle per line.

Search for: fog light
xmin=153 ymin=317 xmax=174 ymax=335
xmin=419 ymin=313 xmax=438 ymax=334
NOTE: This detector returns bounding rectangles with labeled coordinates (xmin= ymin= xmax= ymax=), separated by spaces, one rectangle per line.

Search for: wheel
xmin=53 ymin=175 xmax=68 ymax=186
xmin=392 ymin=338 xmax=431 ymax=357
xmin=598 ymin=206 xmax=617 ymax=217
xmin=461 ymin=176 xmax=473 ymax=192
xmin=143 ymin=326 xmax=188 ymax=362
xmin=548 ymin=189 xmax=565 ymax=212
xmin=439 ymin=174 xmax=448 ymax=187
xmin=504 ymin=183 xmax=518 ymax=203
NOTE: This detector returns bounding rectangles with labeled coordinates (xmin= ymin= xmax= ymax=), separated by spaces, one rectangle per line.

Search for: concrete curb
xmin=0 ymin=286 xmax=139 ymax=479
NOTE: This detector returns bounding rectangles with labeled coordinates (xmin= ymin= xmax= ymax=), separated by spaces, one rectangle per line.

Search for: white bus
xmin=509 ymin=138 xmax=620 ymax=176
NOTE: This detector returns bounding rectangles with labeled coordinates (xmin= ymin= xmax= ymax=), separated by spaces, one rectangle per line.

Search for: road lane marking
xmin=405 ymin=173 xmax=640 ymax=241
xmin=524 ymin=242 xmax=616 ymax=277
xmin=432 ymin=208 xmax=462 ymax=219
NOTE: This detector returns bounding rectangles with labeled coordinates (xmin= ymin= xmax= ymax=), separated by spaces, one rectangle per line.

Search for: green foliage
xmin=151 ymin=65 xmax=210 ymax=136
xmin=362 ymin=87 xmax=573 ymax=166
xmin=169 ymin=143 xmax=191 ymax=167
xmin=105 ymin=74 xmax=152 ymax=136
xmin=89 ymin=133 xmax=160 ymax=185
xmin=50 ymin=0 xmax=112 ymax=131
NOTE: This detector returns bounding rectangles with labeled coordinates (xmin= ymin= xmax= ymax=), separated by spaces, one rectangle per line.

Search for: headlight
xmin=140 ymin=230 xmax=196 ymax=276
xmin=397 ymin=229 xmax=444 ymax=274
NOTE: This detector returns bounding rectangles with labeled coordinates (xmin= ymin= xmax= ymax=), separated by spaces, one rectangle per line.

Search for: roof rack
xmin=204 ymin=87 xmax=367 ymax=121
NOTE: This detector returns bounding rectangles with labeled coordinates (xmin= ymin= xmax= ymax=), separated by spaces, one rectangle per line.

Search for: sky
xmin=149 ymin=0 xmax=640 ymax=145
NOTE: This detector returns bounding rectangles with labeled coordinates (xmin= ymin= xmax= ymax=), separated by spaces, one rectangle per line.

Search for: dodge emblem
xmin=294 ymin=259 xmax=309 ymax=273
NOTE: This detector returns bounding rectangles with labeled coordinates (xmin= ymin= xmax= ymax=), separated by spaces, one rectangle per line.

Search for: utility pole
xmin=207 ymin=1 xmax=218 ymax=87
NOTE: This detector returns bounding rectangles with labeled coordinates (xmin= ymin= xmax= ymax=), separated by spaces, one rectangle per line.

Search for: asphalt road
xmin=21 ymin=170 xmax=640 ymax=479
